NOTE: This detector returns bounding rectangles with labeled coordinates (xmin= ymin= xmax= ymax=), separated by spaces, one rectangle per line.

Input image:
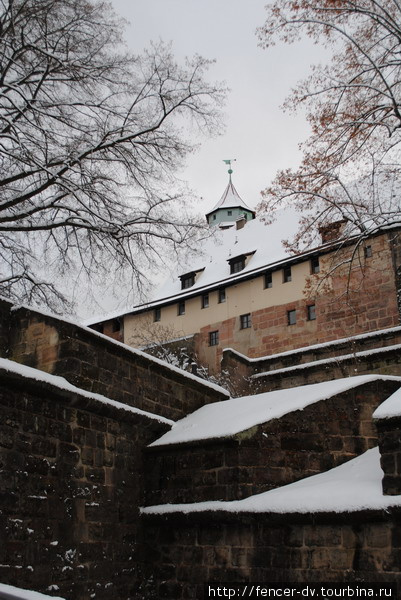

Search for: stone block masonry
xmin=197 ymin=231 xmax=401 ymax=374
xmin=0 ymin=299 xmax=228 ymax=421
xmin=141 ymin=509 xmax=401 ymax=600
xmin=222 ymin=326 xmax=401 ymax=395
xmin=143 ymin=380 xmax=400 ymax=505
xmin=0 ymin=363 xmax=170 ymax=600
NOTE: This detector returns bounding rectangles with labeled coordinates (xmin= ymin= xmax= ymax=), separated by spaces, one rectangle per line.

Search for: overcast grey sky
xmin=110 ymin=0 xmax=325 ymax=216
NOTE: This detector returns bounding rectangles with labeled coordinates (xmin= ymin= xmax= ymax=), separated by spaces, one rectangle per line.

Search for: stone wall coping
xmin=0 ymin=357 xmax=173 ymax=428
xmin=373 ymin=387 xmax=401 ymax=421
xmin=147 ymin=377 xmax=401 ymax=447
xmin=7 ymin=299 xmax=230 ymax=399
xmin=0 ymin=583 xmax=66 ymax=600
xmin=140 ymin=505 xmax=401 ymax=527
xmin=223 ymin=325 xmax=401 ymax=365
xmin=252 ymin=345 xmax=401 ymax=380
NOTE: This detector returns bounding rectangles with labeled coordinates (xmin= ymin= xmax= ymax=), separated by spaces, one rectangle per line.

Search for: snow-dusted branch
xmin=0 ymin=0 xmax=226 ymax=311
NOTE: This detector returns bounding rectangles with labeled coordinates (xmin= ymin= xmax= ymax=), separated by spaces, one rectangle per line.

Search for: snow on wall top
xmin=6 ymin=297 xmax=229 ymax=397
xmin=149 ymin=375 xmax=401 ymax=447
xmin=224 ymin=325 xmax=401 ymax=364
xmin=373 ymin=387 xmax=401 ymax=420
xmin=0 ymin=357 xmax=174 ymax=426
xmin=141 ymin=447 xmax=401 ymax=515
xmin=0 ymin=583 xmax=65 ymax=600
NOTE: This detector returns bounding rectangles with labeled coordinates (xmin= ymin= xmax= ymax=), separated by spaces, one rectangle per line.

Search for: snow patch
xmin=373 ymin=387 xmax=401 ymax=420
xmin=141 ymin=447 xmax=401 ymax=515
xmin=150 ymin=375 xmax=401 ymax=447
xmin=0 ymin=583 xmax=65 ymax=600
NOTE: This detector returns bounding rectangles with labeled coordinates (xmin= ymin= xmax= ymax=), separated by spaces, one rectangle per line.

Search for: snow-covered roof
xmin=147 ymin=207 xmax=303 ymax=307
xmin=205 ymin=178 xmax=255 ymax=217
xmin=141 ymin=447 xmax=401 ymax=515
xmin=149 ymin=375 xmax=401 ymax=447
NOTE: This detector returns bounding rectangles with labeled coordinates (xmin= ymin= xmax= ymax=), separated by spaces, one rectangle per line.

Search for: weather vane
xmin=223 ymin=158 xmax=236 ymax=177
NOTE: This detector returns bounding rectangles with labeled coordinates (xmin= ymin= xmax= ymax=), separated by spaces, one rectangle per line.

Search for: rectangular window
xmin=111 ymin=319 xmax=121 ymax=333
xmin=283 ymin=266 xmax=292 ymax=283
xmin=240 ymin=313 xmax=251 ymax=329
xmin=218 ymin=288 xmax=226 ymax=303
xmin=201 ymin=293 xmax=209 ymax=309
xmin=264 ymin=272 xmax=272 ymax=289
xmin=364 ymin=245 xmax=372 ymax=258
xmin=209 ymin=330 xmax=219 ymax=346
xmin=181 ymin=274 xmax=195 ymax=289
xmin=227 ymin=210 xmax=232 ymax=216
xmin=311 ymin=256 xmax=320 ymax=274
xmin=230 ymin=257 xmax=245 ymax=274
xmin=154 ymin=308 xmax=161 ymax=322
xmin=307 ymin=304 xmax=316 ymax=321
xmin=287 ymin=309 xmax=296 ymax=325
xmin=178 ymin=301 xmax=185 ymax=316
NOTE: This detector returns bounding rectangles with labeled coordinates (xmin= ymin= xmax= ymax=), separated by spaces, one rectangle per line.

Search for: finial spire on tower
xmin=223 ymin=158 xmax=236 ymax=180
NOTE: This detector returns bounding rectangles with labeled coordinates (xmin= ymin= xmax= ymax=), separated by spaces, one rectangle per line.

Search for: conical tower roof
xmin=206 ymin=177 xmax=254 ymax=217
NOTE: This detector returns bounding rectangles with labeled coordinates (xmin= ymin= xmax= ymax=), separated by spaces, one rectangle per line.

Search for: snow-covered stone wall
xmin=0 ymin=361 xmax=170 ymax=599
xmin=0 ymin=299 xmax=229 ymax=421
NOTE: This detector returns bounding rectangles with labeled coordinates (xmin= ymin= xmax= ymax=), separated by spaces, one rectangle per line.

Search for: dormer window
xmin=180 ymin=272 xmax=195 ymax=290
xmin=179 ymin=268 xmax=205 ymax=290
xmin=228 ymin=251 xmax=256 ymax=275
xmin=230 ymin=256 xmax=245 ymax=274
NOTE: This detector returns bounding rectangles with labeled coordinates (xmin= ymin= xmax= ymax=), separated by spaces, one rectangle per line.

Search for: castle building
xmin=89 ymin=173 xmax=401 ymax=374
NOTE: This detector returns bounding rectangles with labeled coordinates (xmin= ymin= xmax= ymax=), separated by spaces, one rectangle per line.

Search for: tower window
xmin=364 ymin=245 xmax=372 ymax=258
xmin=311 ymin=256 xmax=320 ymax=274
xmin=209 ymin=331 xmax=219 ymax=346
xmin=307 ymin=304 xmax=316 ymax=321
xmin=218 ymin=288 xmax=226 ymax=303
xmin=287 ymin=309 xmax=296 ymax=325
xmin=227 ymin=210 xmax=232 ymax=216
xmin=201 ymin=293 xmax=209 ymax=309
xmin=240 ymin=313 xmax=251 ymax=329
xmin=264 ymin=272 xmax=272 ymax=289
xmin=178 ymin=301 xmax=185 ymax=316
xmin=283 ymin=266 xmax=292 ymax=283
xmin=154 ymin=308 xmax=161 ymax=322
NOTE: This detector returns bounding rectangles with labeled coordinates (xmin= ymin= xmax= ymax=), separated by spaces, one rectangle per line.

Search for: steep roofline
xmin=205 ymin=179 xmax=255 ymax=218
xmin=87 ymin=223 xmax=401 ymax=325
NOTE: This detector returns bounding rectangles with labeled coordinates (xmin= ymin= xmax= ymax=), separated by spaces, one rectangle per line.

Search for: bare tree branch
xmin=257 ymin=0 xmax=401 ymax=251
xmin=0 ymin=0 xmax=226 ymax=312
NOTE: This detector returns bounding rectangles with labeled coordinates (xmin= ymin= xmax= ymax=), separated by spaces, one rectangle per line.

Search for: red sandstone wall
xmin=197 ymin=232 xmax=401 ymax=373
xmin=141 ymin=511 xmax=401 ymax=599
xmin=0 ymin=367 xmax=169 ymax=600
xmin=1 ymin=300 xmax=228 ymax=421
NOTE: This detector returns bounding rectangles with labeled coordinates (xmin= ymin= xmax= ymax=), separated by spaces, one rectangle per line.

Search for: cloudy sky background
xmin=79 ymin=1 xmax=331 ymax=319
xmin=110 ymin=0 xmax=327 ymax=214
